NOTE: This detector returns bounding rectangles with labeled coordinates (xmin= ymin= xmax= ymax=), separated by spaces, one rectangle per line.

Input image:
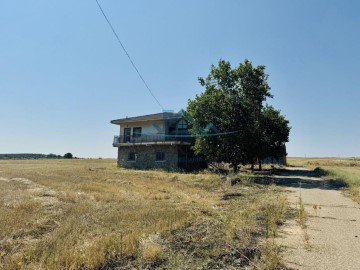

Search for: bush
xmin=63 ymin=153 xmax=73 ymax=159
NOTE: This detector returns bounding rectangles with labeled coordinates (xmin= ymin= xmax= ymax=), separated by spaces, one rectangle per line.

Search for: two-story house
xmin=111 ymin=112 xmax=206 ymax=171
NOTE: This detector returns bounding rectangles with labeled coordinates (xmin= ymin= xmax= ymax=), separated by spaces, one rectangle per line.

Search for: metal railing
xmin=113 ymin=135 xmax=192 ymax=144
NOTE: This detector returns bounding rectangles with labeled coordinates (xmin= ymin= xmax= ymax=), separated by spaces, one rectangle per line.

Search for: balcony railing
xmin=113 ymin=135 xmax=192 ymax=145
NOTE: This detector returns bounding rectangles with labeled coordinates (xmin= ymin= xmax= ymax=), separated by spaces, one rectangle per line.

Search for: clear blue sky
xmin=1 ymin=0 xmax=359 ymax=158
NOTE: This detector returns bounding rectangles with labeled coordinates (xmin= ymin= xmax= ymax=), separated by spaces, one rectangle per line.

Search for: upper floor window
xmin=133 ymin=127 xmax=142 ymax=137
xmin=177 ymin=119 xmax=188 ymax=130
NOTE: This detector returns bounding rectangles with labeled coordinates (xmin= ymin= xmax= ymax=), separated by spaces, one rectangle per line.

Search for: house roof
xmin=110 ymin=112 xmax=183 ymax=125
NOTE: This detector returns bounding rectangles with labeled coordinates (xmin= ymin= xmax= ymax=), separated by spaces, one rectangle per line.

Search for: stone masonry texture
xmin=118 ymin=145 xmax=178 ymax=170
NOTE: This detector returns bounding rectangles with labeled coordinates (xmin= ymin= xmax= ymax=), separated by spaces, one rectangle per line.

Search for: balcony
xmin=113 ymin=135 xmax=192 ymax=146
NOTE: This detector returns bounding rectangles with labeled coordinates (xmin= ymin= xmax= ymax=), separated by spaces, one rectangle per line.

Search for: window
xmin=133 ymin=127 xmax=142 ymax=137
xmin=128 ymin=152 xmax=136 ymax=161
xmin=177 ymin=119 xmax=188 ymax=129
xmin=155 ymin=152 xmax=165 ymax=161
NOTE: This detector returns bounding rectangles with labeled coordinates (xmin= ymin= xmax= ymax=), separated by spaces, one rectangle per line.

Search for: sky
xmin=0 ymin=0 xmax=359 ymax=158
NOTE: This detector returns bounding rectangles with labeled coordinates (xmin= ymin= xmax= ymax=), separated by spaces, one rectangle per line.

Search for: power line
xmin=95 ymin=0 xmax=164 ymax=110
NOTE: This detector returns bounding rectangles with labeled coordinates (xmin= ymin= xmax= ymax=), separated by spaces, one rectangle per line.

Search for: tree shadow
xmin=252 ymin=168 xmax=347 ymax=190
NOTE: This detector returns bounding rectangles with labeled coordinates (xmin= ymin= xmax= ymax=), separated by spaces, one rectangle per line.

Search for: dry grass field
xmin=288 ymin=157 xmax=360 ymax=204
xmin=0 ymin=159 xmax=287 ymax=269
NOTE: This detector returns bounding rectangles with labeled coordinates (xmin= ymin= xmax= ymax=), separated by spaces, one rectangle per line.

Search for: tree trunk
xmin=258 ymin=158 xmax=262 ymax=171
xmin=251 ymin=162 xmax=254 ymax=172
xmin=232 ymin=163 xmax=238 ymax=173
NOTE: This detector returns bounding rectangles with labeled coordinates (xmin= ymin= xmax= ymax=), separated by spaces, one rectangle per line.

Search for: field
xmin=0 ymin=159 xmax=286 ymax=269
xmin=288 ymin=157 xmax=360 ymax=204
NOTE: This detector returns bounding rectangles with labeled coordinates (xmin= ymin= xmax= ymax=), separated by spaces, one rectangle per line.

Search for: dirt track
xmin=272 ymin=167 xmax=360 ymax=270
xmin=0 ymin=177 xmax=59 ymax=210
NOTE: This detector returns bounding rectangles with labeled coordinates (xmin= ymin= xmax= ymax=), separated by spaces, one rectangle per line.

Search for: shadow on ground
xmin=252 ymin=168 xmax=347 ymax=190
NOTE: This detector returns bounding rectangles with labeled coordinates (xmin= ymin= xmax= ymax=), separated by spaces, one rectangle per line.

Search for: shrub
xmin=63 ymin=153 xmax=73 ymax=159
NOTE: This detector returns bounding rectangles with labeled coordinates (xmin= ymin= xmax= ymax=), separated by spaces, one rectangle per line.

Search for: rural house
xmin=111 ymin=112 xmax=206 ymax=171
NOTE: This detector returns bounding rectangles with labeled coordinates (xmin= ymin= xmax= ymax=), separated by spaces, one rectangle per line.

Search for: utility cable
xmin=95 ymin=0 xmax=164 ymax=110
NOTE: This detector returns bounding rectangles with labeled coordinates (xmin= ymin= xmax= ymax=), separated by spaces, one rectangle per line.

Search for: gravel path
xmin=273 ymin=167 xmax=360 ymax=270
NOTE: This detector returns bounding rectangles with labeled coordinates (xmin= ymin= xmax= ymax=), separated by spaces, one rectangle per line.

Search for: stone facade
xmin=118 ymin=144 xmax=179 ymax=170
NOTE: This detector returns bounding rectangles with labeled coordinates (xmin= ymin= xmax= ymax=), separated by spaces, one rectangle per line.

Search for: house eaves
xmin=110 ymin=112 xmax=182 ymax=125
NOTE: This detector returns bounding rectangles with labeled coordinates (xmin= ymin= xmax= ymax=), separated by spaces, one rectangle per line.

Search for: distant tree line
xmin=187 ymin=59 xmax=291 ymax=172
xmin=0 ymin=153 xmax=75 ymax=160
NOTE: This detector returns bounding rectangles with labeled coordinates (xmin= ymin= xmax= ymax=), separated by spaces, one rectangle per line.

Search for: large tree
xmin=187 ymin=59 xmax=290 ymax=171
xmin=256 ymin=105 xmax=291 ymax=170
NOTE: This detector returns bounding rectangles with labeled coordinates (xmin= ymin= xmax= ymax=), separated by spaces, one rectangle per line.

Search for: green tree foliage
xmin=0 ymin=153 xmax=62 ymax=159
xmin=63 ymin=153 xmax=73 ymax=159
xmin=187 ymin=59 xmax=290 ymax=171
xmin=47 ymin=153 xmax=58 ymax=159
xmin=257 ymin=105 xmax=291 ymax=170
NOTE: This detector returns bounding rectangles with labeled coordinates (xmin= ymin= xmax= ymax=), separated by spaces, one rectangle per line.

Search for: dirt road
xmin=269 ymin=167 xmax=360 ymax=269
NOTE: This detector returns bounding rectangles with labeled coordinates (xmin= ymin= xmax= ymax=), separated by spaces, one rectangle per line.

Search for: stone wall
xmin=117 ymin=145 xmax=178 ymax=170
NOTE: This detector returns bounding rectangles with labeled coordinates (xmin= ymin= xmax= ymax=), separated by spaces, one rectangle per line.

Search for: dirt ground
xmin=272 ymin=167 xmax=360 ymax=270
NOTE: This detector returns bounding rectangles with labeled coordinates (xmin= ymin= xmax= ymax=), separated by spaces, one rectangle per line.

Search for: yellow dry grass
xmin=0 ymin=159 xmax=287 ymax=269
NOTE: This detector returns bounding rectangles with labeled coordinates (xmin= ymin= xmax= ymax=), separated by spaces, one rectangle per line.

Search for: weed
xmin=298 ymin=194 xmax=306 ymax=229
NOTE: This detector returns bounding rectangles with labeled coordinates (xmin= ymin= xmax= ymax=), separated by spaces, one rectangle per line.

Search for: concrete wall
xmin=117 ymin=145 xmax=178 ymax=170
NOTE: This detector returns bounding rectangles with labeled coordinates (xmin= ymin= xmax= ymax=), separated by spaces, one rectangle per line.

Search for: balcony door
xmin=124 ymin=128 xmax=131 ymax=142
